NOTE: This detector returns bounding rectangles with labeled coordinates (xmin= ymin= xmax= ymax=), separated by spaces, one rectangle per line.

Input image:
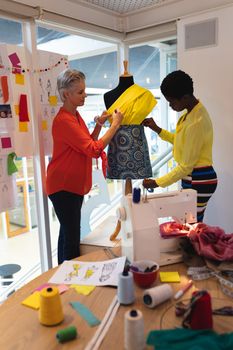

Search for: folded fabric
xmin=188 ymin=223 xmax=233 ymax=261
xmin=147 ymin=329 xmax=233 ymax=350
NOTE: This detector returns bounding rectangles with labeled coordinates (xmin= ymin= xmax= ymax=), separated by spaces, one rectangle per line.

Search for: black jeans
xmin=49 ymin=191 xmax=84 ymax=264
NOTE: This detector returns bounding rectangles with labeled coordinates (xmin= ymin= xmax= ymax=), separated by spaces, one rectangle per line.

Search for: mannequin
xmin=105 ymin=61 xmax=155 ymax=240
xmin=104 ymin=61 xmax=134 ymax=109
xmin=105 ymin=61 xmax=134 ymax=240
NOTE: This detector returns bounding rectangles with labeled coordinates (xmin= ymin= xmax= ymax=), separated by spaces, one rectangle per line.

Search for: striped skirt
xmin=181 ymin=166 xmax=218 ymax=222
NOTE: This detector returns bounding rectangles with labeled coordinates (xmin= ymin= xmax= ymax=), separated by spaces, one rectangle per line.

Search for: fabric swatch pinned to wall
xmin=8 ymin=52 xmax=21 ymax=74
xmin=19 ymin=121 xmax=28 ymax=132
xmin=1 ymin=136 xmax=12 ymax=149
xmin=15 ymin=73 xmax=25 ymax=85
xmin=19 ymin=94 xmax=29 ymax=122
xmin=1 ymin=76 xmax=9 ymax=103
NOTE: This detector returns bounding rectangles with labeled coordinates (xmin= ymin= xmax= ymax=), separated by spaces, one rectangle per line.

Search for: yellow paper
xmin=14 ymin=104 xmax=19 ymax=115
xmin=159 ymin=271 xmax=180 ymax=283
xmin=49 ymin=95 xmax=58 ymax=106
xmin=41 ymin=120 xmax=48 ymax=130
xmin=21 ymin=291 xmax=40 ymax=310
xmin=15 ymin=73 xmax=24 ymax=85
xmin=70 ymin=284 xmax=95 ymax=296
xmin=19 ymin=122 xmax=28 ymax=132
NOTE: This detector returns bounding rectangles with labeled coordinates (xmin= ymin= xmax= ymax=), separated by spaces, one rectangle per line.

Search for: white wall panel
xmin=178 ymin=5 xmax=233 ymax=232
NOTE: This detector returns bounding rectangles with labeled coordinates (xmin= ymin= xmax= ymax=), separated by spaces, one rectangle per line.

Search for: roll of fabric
xmin=39 ymin=286 xmax=64 ymax=326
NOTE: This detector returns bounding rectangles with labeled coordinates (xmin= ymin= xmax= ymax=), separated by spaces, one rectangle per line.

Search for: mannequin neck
xmin=104 ymin=75 xmax=135 ymax=109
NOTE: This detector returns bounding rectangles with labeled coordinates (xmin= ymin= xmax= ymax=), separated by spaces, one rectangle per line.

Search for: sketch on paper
xmin=49 ymin=256 xmax=126 ymax=286
xmin=65 ymin=263 xmax=82 ymax=281
xmin=0 ymin=177 xmax=17 ymax=213
xmin=99 ymin=262 xmax=117 ymax=282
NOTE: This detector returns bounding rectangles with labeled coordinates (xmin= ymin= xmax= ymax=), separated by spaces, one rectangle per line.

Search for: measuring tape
xmin=187 ymin=266 xmax=233 ymax=298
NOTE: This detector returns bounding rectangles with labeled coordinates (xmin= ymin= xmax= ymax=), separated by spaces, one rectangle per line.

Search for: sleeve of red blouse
xmin=56 ymin=115 xmax=104 ymax=158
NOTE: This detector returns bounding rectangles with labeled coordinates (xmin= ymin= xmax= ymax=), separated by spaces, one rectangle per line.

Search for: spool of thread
xmin=39 ymin=286 xmax=64 ymax=326
xmin=143 ymin=284 xmax=173 ymax=308
xmin=124 ymin=309 xmax=144 ymax=350
xmin=56 ymin=326 xmax=77 ymax=343
xmin=190 ymin=291 xmax=213 ymax=330
xmin=133 ymin=187 xmax=141 ymax=203
xmin=117 ymin=270 xmax=135 ymax=305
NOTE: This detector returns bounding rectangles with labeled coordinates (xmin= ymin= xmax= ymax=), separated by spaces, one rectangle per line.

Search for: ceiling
xmin=78 ymin=0 xmax=176 ymax=14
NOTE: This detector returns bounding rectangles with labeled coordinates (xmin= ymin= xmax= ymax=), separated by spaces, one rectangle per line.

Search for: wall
xmin=178 ymin=5 xmax=233 ymax=232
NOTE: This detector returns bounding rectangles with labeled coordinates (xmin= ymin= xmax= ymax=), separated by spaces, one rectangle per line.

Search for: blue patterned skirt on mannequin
xmin=107 ymin=125 xmax=152 ymax=179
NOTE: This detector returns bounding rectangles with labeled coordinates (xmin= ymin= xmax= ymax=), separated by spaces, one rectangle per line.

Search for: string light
xmin=0 ymin=57 xmax=68 ymax=74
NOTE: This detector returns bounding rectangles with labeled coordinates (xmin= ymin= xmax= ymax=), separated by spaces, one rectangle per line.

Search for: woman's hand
xmin=97 ymin=111 xmax=111 ymax=126
xmin=112 ymin=108 xmax=123 ymax=127
xmin=142 ymin=118 xmax=161 ymax=134
xmin=142 ymin=178 xmax=159 ymax=189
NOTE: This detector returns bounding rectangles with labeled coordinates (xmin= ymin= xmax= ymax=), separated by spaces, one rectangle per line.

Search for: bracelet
xmin=94 ymin=116 xmax=104 ymax=126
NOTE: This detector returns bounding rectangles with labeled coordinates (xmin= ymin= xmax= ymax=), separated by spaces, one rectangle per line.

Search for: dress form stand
xmin=108 ymin=61 xmax=133 ymax=241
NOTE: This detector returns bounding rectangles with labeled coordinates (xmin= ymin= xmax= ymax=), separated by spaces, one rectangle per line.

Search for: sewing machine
xmin=117 ymin=189 xmax=197 ymax=266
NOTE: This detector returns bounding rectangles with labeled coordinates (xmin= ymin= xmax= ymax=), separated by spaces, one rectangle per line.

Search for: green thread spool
xmin=56 ymin=326 xmax=77 ymax=343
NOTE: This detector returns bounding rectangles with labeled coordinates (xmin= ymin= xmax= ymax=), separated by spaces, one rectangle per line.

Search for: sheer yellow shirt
xmin=156 ymin=101 xmax=213 ymax=187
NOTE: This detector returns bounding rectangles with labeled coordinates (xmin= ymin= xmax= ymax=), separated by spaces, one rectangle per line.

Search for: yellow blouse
xmin=107 ymin=84 xmax=157 ymax=125
xmin=156 ymin=101 xmax=213 ymax=187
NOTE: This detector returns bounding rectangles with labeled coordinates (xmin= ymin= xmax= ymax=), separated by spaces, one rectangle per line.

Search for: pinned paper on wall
xmin=0 ymin=177 xmax=17 ymax=213
xmin=0 ymin=104 xmax=12 ymax=119
xmin=0 ymin=134 xmax=14 ymax=155
xmin=15 ymin=73 xmax=24 ymax=85
xmin=41 ymin=120 xmax=48 ymax=130
xmin=8 ymin=52 xmax=21 ymax=74
xmin=48 ymin=95 xmax=58 ymax=106
xmin=1 ymin=136 xmax=12 ymax=149
xmin=19 ymin=94 xmax=29 ymax=122
xmin=0 ymin=156 xmax=7 ymax=181
xmin=1 ymin=76 xmax=9 ymax=103
xmin=14 ymin=104 xmax=19 ymax=115
xmin=19 ymin=121 xmax=28 ymax=132
xmin=0 ymin=105 xmax=14 ymax=131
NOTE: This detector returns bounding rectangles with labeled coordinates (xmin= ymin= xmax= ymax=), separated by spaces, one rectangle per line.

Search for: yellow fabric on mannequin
xmin=107 ymin=84 xmax=157 ymax=125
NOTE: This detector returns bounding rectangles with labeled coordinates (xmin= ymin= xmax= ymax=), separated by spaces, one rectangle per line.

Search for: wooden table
xmin=0 ymin=247 xmax=232 ymax=350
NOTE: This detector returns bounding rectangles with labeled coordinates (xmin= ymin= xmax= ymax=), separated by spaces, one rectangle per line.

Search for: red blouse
xmin=46 ymin=107 xmax=104 ymax=196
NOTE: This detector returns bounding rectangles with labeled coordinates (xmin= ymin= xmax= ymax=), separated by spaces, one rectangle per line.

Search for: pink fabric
xmin=160 ymin=221 xmax=190 ymax=238
xmin=188 ymin=223 xmax=233 ymax=261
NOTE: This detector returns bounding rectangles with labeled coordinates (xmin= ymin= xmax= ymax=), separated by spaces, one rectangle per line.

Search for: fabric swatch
xmin=70 ymin=301 xmax=101 ymax=327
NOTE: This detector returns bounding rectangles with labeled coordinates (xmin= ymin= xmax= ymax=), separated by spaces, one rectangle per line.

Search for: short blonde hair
xmin=57 ymin=69 xmax=85 ymax=102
